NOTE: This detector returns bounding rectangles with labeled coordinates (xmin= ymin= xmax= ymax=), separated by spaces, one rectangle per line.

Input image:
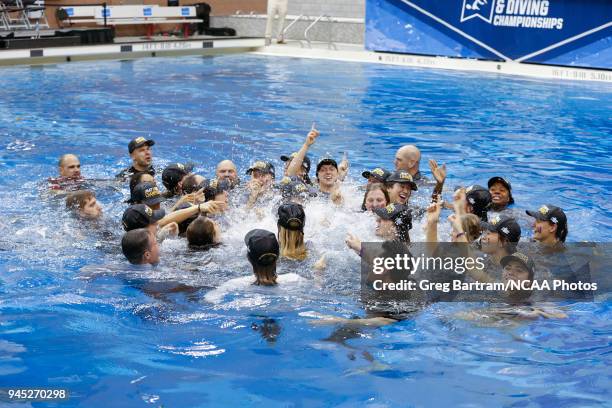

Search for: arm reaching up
xmin=425 ymin=199 xmax=442 ymax=243
xmin=337 ymin=152 xmax=349 ymax=181
xmin=429 ymin=159 xmax=446 ymax=202
xmin=287 ymin=128 xmax=319 ymax=177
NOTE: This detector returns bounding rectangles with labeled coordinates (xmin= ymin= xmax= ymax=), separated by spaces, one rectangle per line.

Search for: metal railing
xmin=304 ymin=14 xmax=335 ymax=50
xmin=281 ymin=13 xmax=305 ymax=41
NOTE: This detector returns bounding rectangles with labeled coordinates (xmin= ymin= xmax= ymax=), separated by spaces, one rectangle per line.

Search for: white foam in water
xmin=159 ymin=341 xmax=225 ymax=358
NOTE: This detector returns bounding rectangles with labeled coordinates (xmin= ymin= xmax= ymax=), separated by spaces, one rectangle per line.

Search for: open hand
xmin=429 ymin=159 xmax=447 ymax=184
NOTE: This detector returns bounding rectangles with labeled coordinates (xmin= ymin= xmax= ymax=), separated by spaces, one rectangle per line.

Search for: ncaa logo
xmin=460 ymin=0 xmax=496 ymax=24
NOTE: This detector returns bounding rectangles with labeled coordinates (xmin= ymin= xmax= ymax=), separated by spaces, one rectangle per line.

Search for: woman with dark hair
xmin=525 ymin=204 xmax=568 ymax=245
xmin=129 ymin=172 xmax=155 ymax=198
xmin=186 ymin=215 xmax=221 ymax=250
xmin=480 ymin=214 xmax=521 ymax=258
xmin=245 ymin=229 xmax=280 ymax=286
xmin=488 ymin=176 xmax=514 ymax=212
xmin=345 ymin=203 xmax=413 ymax=254
xmin=204 ymin=229 xmax=308 ymax=304
xmin=464 ymin=185 xmax=491 ymax=222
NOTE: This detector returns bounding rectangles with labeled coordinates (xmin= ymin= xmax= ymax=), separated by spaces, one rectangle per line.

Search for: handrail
xmin=304 ymin=14 xmax=335 ymax=49
xmin=281 ymin=13 xmax=303 ymax=39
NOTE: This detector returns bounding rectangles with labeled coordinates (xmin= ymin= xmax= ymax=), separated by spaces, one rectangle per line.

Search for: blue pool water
xmin=0 ymin=55 xmax=611 ymax=407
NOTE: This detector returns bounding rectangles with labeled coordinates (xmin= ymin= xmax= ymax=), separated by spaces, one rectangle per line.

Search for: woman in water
xmin=204 ymin=229 xmax=308 ymax=304
xmin=277 ymin=202 xmax=308 ymax=261
xmin=186 ymin=215 xmax=222 ymax=250
xmin=488 ymin=176 xmax=514 ymax=212
xmin=345 ymin=203 xmax=413 ymax=255
xmin=361 ymin=183 xmax=390 ymax=212
xmin=478 ymin=214 xmax=521 ymax=278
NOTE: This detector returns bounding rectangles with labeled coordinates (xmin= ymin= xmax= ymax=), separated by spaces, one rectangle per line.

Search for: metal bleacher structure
xmin=0 ymin=0 xmax=49 ymax=34
xmin=1 ymin=0 xmax=206 ymax=45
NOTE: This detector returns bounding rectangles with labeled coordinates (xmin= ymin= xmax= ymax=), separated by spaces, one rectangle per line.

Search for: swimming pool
xmin=0 ymin=54 xmax=610 ymax=407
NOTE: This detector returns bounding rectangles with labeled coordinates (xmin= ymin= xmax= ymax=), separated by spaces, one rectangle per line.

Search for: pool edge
xmin=0 ymin=37 xmax=265 ymax=67
xmin=252 ymin=43 xmax=612 ymax=84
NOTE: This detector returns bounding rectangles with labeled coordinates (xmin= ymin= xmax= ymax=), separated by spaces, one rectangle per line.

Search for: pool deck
xmin=0 ymin=34 xmax=610 ymax=83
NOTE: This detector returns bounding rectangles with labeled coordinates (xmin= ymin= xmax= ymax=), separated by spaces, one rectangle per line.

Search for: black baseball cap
xmin=162 ymin=163 xmax=192 ymax=191
xmin=526 ymin=205 xmax=567 ymax=228
xmin=129 ymin=182 xmax=163 ymax=206
xmin=277 ymin=202 xmax=306 ymax=231
xmin=204 ymin=178 xmax=232 ymax=201
xmin=278 ymin=176 xmax=317 ymax=199
xmin=501 ymin=252 xmax=535 ymax=278
xmin=362 ymin=167 xmax=391 ymax=183
xmin=122 ymin=204 xmax=165 ymax=231
xmin=465 ymin=185 xmax=491 ymax=211
xmin=246 ymin=161 xmax=275 ymax=178
xmin=316 ymin=158 xmax=338 ymax=174
xmin=374 ymin=203 xmax=413 ymax=230
xmin=245 ymin=229 xmax=279 ymax=266
xmin=281 ymin=152 xmax=311 ymax=173
xmin=480 ymin=214 xmax=521 ymax=243
xmin=128 ymin=137 xmax=155 ymax=154
xmin=488 ymin=176 xmax=514 ymax=205
xmin=386 ymin=171 xmax=418 ymax=191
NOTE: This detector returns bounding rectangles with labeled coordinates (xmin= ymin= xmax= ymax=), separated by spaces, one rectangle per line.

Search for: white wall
xmin=286 ymin=0 xmax=365 ymax=19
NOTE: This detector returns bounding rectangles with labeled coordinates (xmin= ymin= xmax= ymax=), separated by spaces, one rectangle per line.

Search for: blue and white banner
xmin=366 ymin=0 xmax=612 ymax=69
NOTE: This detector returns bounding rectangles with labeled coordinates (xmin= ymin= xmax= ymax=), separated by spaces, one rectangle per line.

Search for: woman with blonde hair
xmin=277 ymin=203 xmax=307 ymax=261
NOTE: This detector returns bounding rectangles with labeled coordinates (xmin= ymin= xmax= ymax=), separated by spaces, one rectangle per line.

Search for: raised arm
xmin=337 ymin=152 xmax=349 ymax=182
xmin=429 ymin=159 xmax=446 ymax=202
xmin=425 ymin=199 xmax=442 ymax=243
xmin=158 ymin=201 xmax=221 ymax=227
xmin=286 ymin=128 xmax=319 ymax=177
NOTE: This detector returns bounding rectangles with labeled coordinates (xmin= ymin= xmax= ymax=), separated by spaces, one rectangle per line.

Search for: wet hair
xmin=178 ymin=214 xmax=198 ymax=237
xmin=129 ymin=172 xmax=153 ymax=195
xmin=65 ymin=190 xmax=95 ymax=211
xmin=554 ymin=222 xmax=568 ymax=243
xmin=277 ymin=226 xmax=307 ymax=261
xmin=361 ymin=183 xmax=390 ymax=211
xmin=472 ymin=207 xmax=489 ymax=222
xmin=460 ymin=214 xmax=482 ymax=243
xmin=247 ymin=258 xmax=278 ymax=286
xmin=186 ymin=215 xmax=217 ymax=250
xmin=182 ymin=174 xmax=204 ymax=194
xmin=121 ymin=228 xmax=151 ymax=265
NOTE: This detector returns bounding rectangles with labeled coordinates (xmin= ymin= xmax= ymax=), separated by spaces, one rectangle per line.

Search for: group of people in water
xmin=50 ymin=127 xmax=574 ymax=321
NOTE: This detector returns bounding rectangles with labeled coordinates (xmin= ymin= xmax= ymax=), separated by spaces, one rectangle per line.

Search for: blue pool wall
xmin=365 ymin=0 xmax=612 ymax=69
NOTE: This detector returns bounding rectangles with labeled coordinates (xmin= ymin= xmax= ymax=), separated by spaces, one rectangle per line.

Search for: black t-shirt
xmin=115 ymin=165 xmax=155 ymax=181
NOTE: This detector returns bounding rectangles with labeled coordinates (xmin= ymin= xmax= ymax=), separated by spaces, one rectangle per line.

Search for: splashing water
xmin=0 ymin=54 xmax=610 ymax=406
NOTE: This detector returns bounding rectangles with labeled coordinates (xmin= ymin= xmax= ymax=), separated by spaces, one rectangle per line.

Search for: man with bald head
xmin=59 ymin=154 xmax=82 ymax=179
xmin=394 ymin=145 xmax=423 ymax=181
xmin=49 ymin=154 xmax=85 ymax=192
xmin=216 ymin=160 xmax=239 ymax=185
xmin=394 ymin=144 xmax=447 ymax=201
